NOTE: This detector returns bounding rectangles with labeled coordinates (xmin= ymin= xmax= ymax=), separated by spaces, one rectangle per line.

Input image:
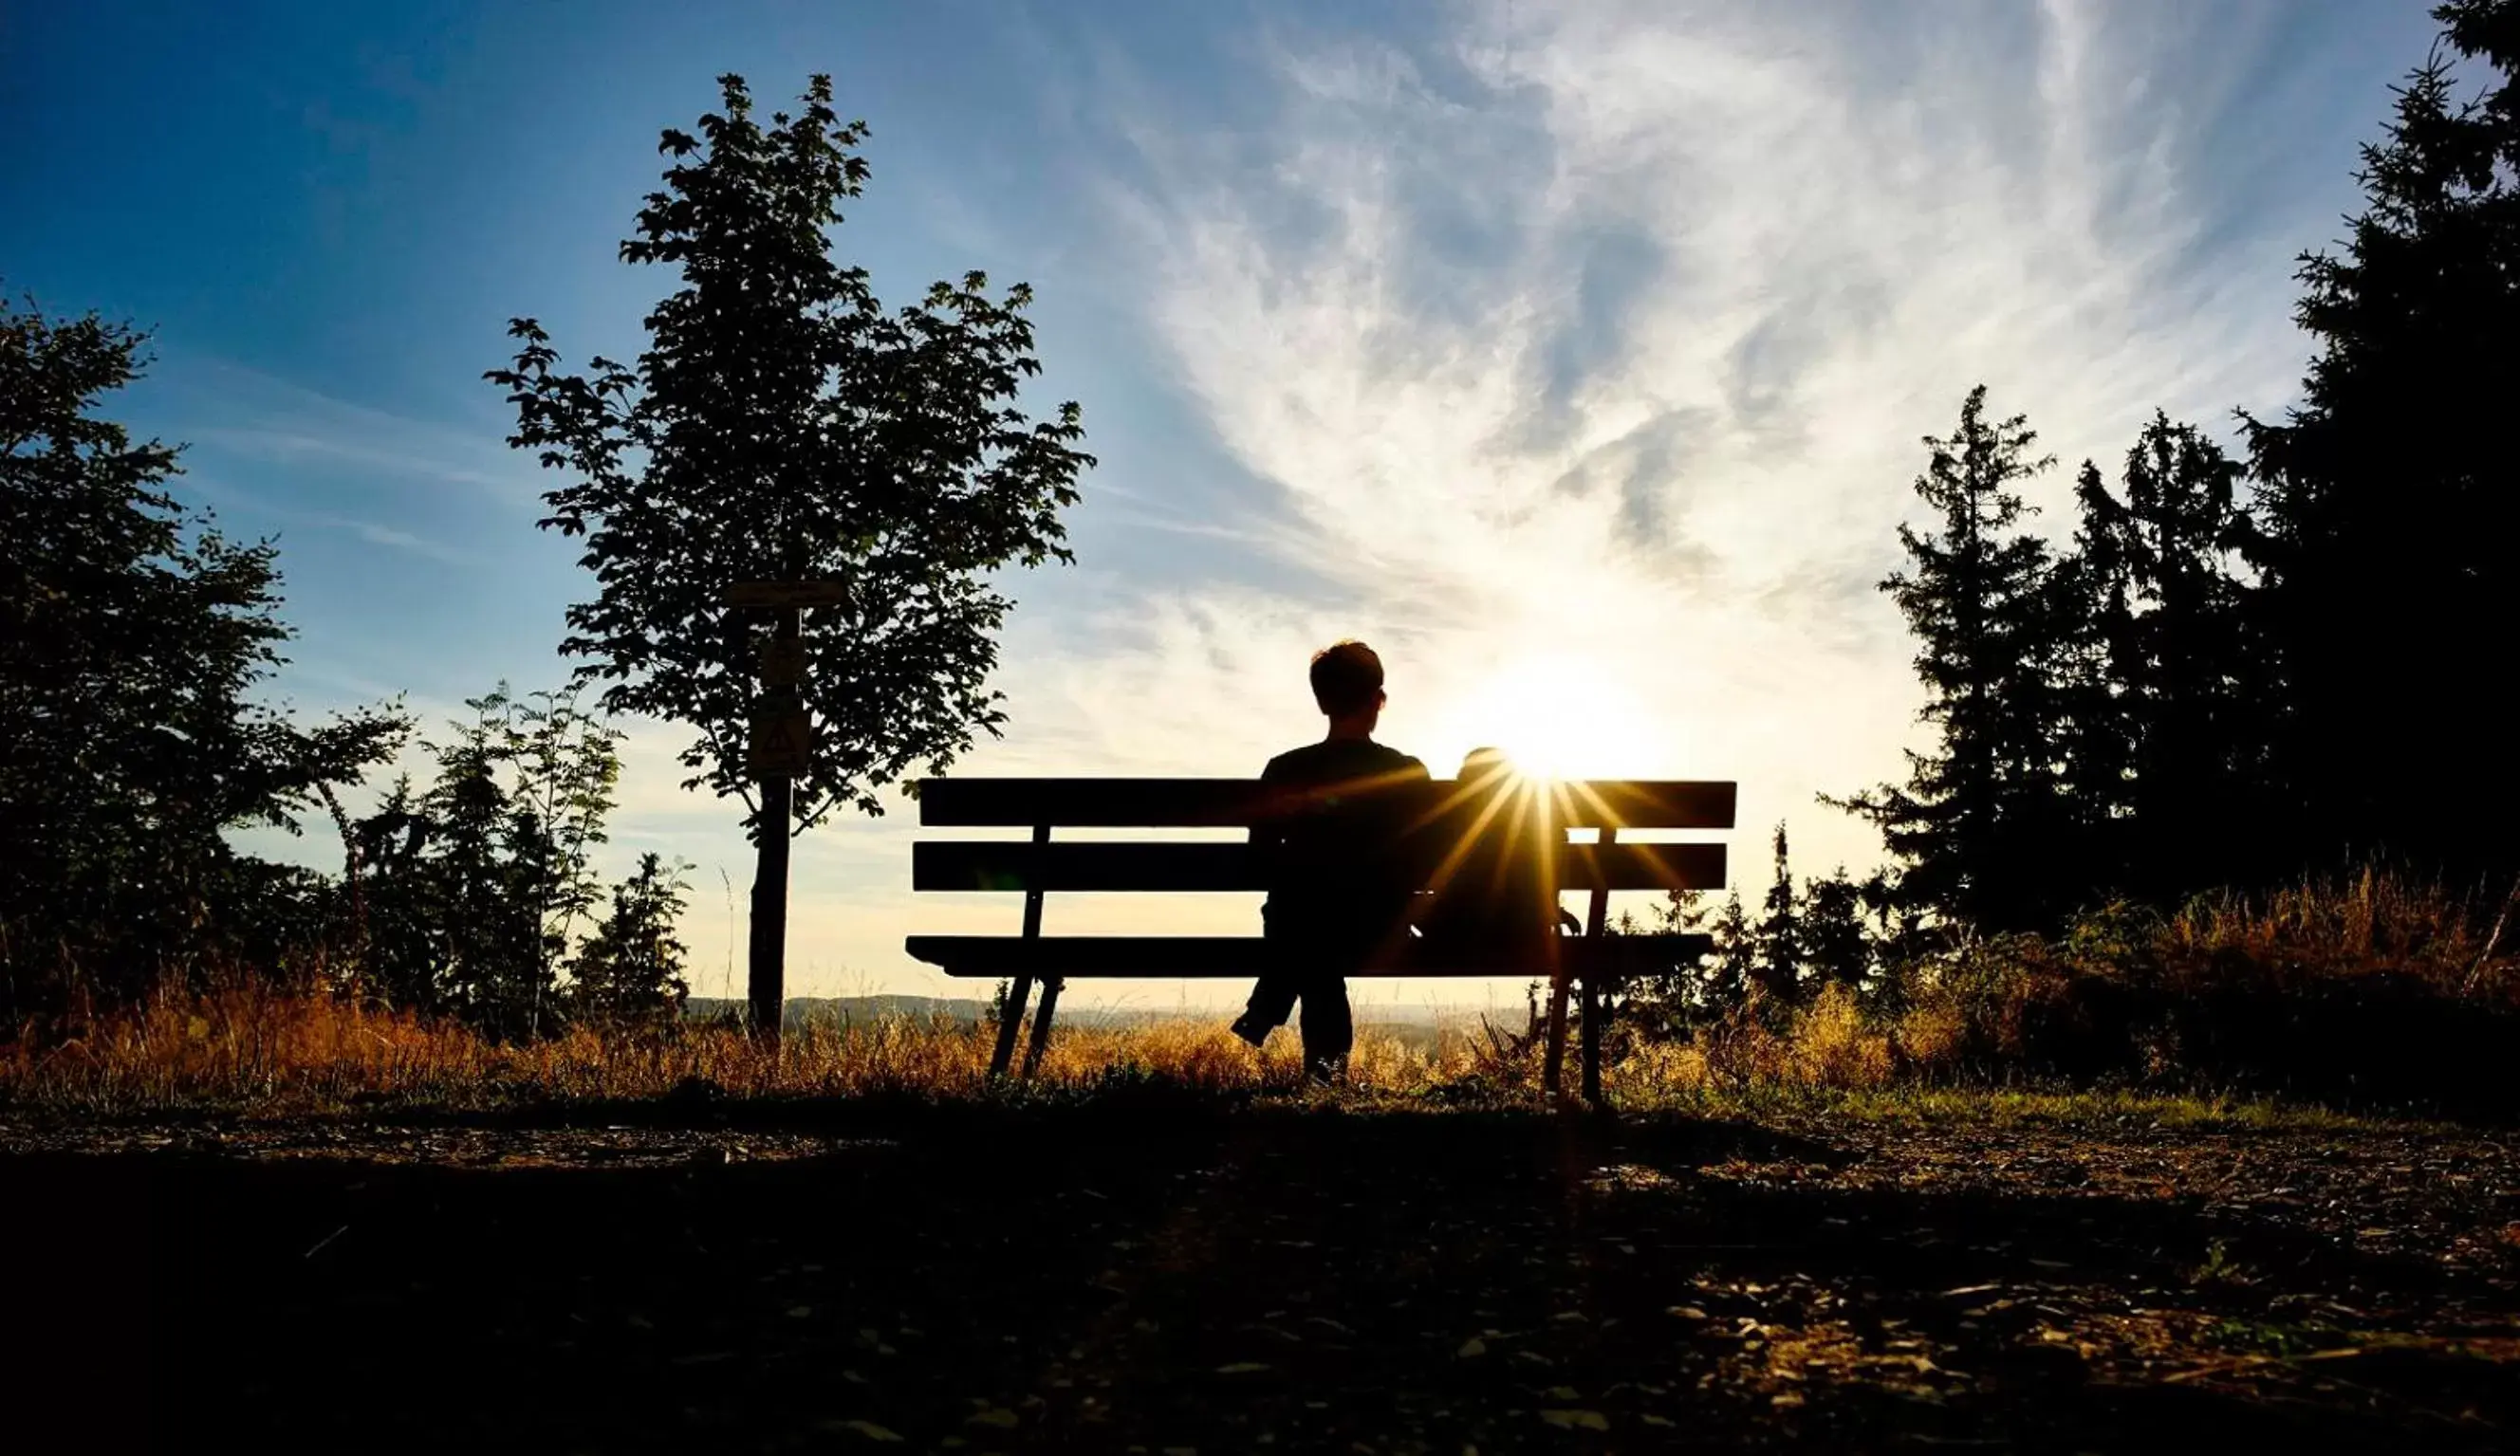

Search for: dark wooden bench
xmin=905 ymin=776 xmax=1736 ymax=1099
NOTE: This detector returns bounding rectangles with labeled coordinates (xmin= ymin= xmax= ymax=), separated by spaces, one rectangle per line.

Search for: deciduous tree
xmin=489 ymin=75 xmax=1091 ymax=1029
xmin=0 ymin=298 xmax=405 ymax=1015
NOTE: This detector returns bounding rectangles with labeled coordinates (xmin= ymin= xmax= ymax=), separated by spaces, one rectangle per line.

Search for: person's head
xmin=1309 ymin=639 xmax=1385 ymax=734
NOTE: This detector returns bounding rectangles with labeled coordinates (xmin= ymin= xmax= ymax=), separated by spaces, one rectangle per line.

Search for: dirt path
xmin=7 ymin=1103 xmax=2515 ymax=1451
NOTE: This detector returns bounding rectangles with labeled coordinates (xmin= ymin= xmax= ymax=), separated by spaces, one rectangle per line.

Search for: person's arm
xmin=1250 ymin=756 xmax=1288 ymax=860
xmin=1393 ymin=755 xmax=1436 ymax=924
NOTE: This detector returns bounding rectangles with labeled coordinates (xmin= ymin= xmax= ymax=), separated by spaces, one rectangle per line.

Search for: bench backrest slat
xmin=915 ymin=777 xmax=1736 ymax=830
xmin=913 ymin=839 xmax=1727 ymax=894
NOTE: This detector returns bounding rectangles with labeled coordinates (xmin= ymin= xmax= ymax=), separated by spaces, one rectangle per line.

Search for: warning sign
xmin=749 ymin=705 xmax=813 ymax=777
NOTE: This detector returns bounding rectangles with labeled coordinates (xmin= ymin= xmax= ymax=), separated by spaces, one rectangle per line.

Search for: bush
xmin=1878 ymin=873 xmax=2520 ymax=1114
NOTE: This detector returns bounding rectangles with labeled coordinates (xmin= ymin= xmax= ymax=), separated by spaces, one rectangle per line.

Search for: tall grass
xmin=5 ymin=874 xmax=2511 ymax=1120
xmin=1612 ymin=872 xmax=2518 ymax=1115
xmin=0 ymin=976 xmax=1531 ymax=1116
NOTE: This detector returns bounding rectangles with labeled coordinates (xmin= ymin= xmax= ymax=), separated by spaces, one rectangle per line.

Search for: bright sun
xmin=1424 ymin=654 xmax=1668 ymax=781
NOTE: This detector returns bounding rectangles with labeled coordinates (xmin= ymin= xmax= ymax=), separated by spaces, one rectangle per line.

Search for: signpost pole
xmin=725 ymin=580 xmax=844 ymax=1050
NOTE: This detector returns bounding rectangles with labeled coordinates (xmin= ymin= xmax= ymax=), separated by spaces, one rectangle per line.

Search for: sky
xmin=1 ymin=0 xmax=2449 ymax=1010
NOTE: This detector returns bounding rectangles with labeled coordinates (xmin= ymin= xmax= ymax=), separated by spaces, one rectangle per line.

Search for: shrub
xmin=1876 ymin=874 xmax=2520 ymax=1114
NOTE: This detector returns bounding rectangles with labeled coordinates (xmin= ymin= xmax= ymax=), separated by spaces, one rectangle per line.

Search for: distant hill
xmin=684 ymin=994 xmax=1521 ymax=1050
xmin=684 ymin=995 xmax=993 ymax=1030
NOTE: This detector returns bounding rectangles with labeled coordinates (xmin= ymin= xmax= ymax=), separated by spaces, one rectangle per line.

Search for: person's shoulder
xmin=1264 ymin=738 xmax=1424 ymax=783
xmin=1370 ymin=743 xmax=1430 ymax=779
xmin=1261 ymin=745 xmax=1314 ymax=780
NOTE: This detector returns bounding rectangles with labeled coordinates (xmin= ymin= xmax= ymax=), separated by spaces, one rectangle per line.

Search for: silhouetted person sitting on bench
xmin=1232 ymin=639 xmax=1428 ymax=1080
xmin=1414 ymin=746 xmax=1573 ymax=968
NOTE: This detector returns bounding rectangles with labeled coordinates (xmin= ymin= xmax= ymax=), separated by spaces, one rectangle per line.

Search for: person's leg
xmin=1298 ymin=974 xmax=1354 ymax=1081
xmin=1234 ymin=969 xmax=1300 ymax=1047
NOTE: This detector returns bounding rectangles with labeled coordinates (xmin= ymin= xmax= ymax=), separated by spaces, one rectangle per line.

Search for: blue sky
xmin=2 ymin=1 xmax=2447 ymax=1006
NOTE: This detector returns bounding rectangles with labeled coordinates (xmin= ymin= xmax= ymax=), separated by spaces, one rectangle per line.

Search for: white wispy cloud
xmin=162 ymin=357 xmax=538 ymax=503
xmin=980 ymin=0 xmax=2350 ymax=891
xmin=339 ymin=518 xmax=482 ymax=566
xmin=249 ymin=2 xmax=2399 ymax=1007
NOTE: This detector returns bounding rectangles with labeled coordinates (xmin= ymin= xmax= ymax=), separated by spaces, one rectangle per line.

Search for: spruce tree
xmin=1751 ymin=823 xmax=1803 ymax=1005
xmin=1799 ymin=871 xmax=1874 ymax=992
xmin=2066 ymin=415 xmax=2260 ymax=899
xmin=569 ymin=854 xmax=693 ymax=1026
xmin=2050 ymin=460 xmax=2137 ymax=893
xmin=1706 ymin=891 xmax=1756 ymax=1015
xmin=1831 ymin=386 xmax=2076 ymax=931
xmin=2244 ymin=1 xmax=2520 ymax=883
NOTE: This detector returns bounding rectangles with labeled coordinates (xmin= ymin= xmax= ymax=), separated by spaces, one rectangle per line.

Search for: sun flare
xmin=1423 ymin=654 xmax=1670 ymax=782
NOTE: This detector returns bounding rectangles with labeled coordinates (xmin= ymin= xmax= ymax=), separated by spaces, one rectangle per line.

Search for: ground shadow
xmin=7 ymin=1103 xmax=2510 ymax=1452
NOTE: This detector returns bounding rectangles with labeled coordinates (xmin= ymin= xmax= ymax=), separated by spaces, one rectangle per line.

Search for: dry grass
xmin=1869 ymin=871 xmax=2520 ymax=1111
xmin=0 ymin=981 xmax=2408 ymax=1135
xmin=0 ymin=979 xmax=1529 ymax=1116
xmin=0 ymin=979 xmax=1901 ymax=1118
xmin=5 ymin=873 xmax=2509 ymax=1121
xmin=2162 ymin=869 xmax=2515 ymax=994
xmin=1624 ymin=871 xmax=2520 ymax=1112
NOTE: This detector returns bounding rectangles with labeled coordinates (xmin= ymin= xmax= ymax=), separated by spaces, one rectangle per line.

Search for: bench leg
xmin=1020 ymin=975 xmax=1064 ymax=1078
xmin=1577 ymin=834 xmax=1613 ymax=1107
xmin=991 ymin=824 xmax=1052 ymax=1080
xmin=1542 ymin=964 xmax=1572 ymax=1097
xmin=1579 ymin=968 xmax=1604 ymax=1107
xmin=989 ymin=971 xmax=1036 ymax=1078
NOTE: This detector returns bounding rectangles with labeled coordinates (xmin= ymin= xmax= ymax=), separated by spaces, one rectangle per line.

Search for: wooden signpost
xmin=724 ymin=580 xmax=848 ymax=1042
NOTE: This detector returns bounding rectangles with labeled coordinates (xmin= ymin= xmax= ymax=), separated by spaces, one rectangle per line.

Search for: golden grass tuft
xmin=0 ymin=979 xmax=1526 ymax=1116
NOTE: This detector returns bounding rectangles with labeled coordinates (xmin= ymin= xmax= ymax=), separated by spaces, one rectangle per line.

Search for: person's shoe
xmin=1304 ymin=1057 xmax=1348 ymax=1087
xmin=1229 ymin=1014 xmax=1270 ymax=1050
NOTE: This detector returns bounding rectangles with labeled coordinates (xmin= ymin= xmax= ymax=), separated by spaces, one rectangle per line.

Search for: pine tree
xmin=2066 ymin=415 xmax=2261 ymax=899
xmin=2050 ymin=460 xmax=2136 ymax=892
xmin=1830 ymin=386 xmax=2077 ymax=931
xmin=2244 ymin=2 xmax=2520 ymax=883
xmin=1706 ymin=891 xmax=1756 ymax=1014
xmin=1800 ymin=870 xmax=1874 ymax=992
xmin=569 ymin=854 xmax=693 ymax=1026
xmin=418 ymin=710 xmax=545 ymax=1035
xmin=1751 ymin=823 xmax=1803 ymax=1005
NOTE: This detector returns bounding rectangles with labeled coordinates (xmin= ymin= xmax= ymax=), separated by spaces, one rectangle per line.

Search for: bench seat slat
xmin=905 ymin=933 xmax=1716 ymax=978
xmin=912 ymin=840 xmax=1726 ymax=894
xmin=915 ymin=777 xmax=1736 ymax=830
